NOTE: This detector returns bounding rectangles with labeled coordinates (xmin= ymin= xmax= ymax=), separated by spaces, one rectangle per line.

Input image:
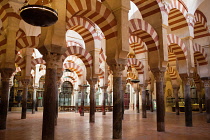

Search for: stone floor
xmin=0 ymin=110 xmax=210 ymax=140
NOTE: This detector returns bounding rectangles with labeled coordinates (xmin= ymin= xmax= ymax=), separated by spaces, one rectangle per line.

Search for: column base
xmin=157 ymin=122 xmax=165 ymax=132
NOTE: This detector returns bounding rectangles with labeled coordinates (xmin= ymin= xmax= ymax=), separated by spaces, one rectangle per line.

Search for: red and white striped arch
xmin=31 ymin=58 xmax=46 ymax=69
xmin=99 ymin=48 xmax=106 ymax=63
xmin=66 ymin=0 xmax=117 ymax=40
xmin=61 ymin=77 xmax=75 ymax=85
xmin=131 ymin=0 xmax=162 ymax=18
xmin=0 ymin=2 xmax=21 ymax=29
xmin=67 ymin=16 xmax=100 ymax=43
xmin=63 ymin=72 xmax=78 ymax=82
xmin=63 ymin=62 xmax=83 ymax=77
xmin=193 ymin=43 xmax=208 ymax=66
xmin=167 ymin=66 xmax=177 ymax=80
xmin=129 ymin=35 xmax=147 ymax=54
xmin=15 ymin=57 xmax=26 ymax=70
xmin=193 ymin=10 xmax=209 ymax=39
xmin=193 ymin=73 xmax=201 ymax=84
xmin=16 ymin=28 xmax=26 ymax=39
xmin=16 ymin=36 xmax=39 ymax=54
xmin=167 ymin=34 xmax=187 ymax=61
xmin=167 ymin=0 xmax=188 ymax=31
xmin=168 ymin=52 xmax=177 ymax=64
xmin=129 ymin=18 xmax=159 ymax=52
xmin=62 ymin=46 xmax=93 ymax=68
xmin=66 ymin=40 xmax=84 ymax=48
xmin=98 ymin=68 xmax=104 ymax=79
xmin=127 ymin=58 xmax=144 ymax=74
xmin=127 ymin=72 xmax=137 ymax=80
xmin=0 ymin=34 xmax=7 ymax=55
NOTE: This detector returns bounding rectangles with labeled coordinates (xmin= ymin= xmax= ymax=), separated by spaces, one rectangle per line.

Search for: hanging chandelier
xmin=131 ymin=35 xmax=140 ymax=84
xmin=20 ymin=0 xmax=58 ymax=27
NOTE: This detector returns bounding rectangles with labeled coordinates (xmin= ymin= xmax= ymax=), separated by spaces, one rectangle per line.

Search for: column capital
xmin=0 ymin=68 xmax=15 ymax=82
xmin=201 ymin=77 xmax=210 ymax=88
xmin=100 ymin=85 xmax=108 ymax=90
xmin=43 ymin=52 xmax=61 ymax=69
xmin=172 ymin=85 xmax=180 ymax=90
xmin=87 ymin=78 xmax=98 ymax=88
xmin=180 ymin=75 xmax=192 ymax=86
xmin=151 ymin=70 xmax=165 ymax=82
xmin=140 ymin=84 xmax=147 ymax=91
xmin=109 ymin=64 xmax=125 ymax=77
xmin=21 ymin=79 xmax=30 ymax=86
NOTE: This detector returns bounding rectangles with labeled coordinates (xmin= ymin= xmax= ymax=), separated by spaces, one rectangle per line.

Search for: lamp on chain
xmin=20 ymin=0 xmax=58 ymax=27
xmin=131 ymin=35 xmax=140 ymax=84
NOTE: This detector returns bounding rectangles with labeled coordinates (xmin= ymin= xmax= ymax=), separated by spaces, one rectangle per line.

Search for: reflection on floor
xmin=0 ymin=110 xmax=210 ymax=140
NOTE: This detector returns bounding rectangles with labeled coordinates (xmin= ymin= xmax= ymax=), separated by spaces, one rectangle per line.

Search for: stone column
xmin=89 ymin=79 xmax=97 ymax=122
xmin=107 ymin=90 xmax=112 ymax=111
xmin=55 ymin=81 xmax=61 ymax=126
xmin=74 ymin=90 xmax=79 ymax=113
xmin=79 ymin=85 xmax=87 ymax=116
xmin=32 ymin=87 xmax=37 ymax=114
xmin=152 ymin=70 xmax=165 ymax=132
xmin=21 ymin=79 xmax=30 ymax=119
xmin=141 ymin=84 xmax=147 ymax=118
xmin=101 ymin=86 xmax=108 ymax=115
xmin=110 ymin=64 xmax=124 ymax=139
xmin=202 ymin=78 xmax=210 ymax=123
xmin=173 ymin=85 xmax=180 ymax=115
xmin=121 ymin=78 xmax=127 ymax=119
xmin=181 ymin=76 xmax=193 ymax=127
xmin=0 ymin=68 xmax=14 ymax=130
xmin=134 ymin=85 xmax=140 ymax=113
xmin=150 ymin=90 xmax=154 ymax=112
xmin=197 ymin=89 xmax=203 ymax=113
xmin=42 ymin=53 xmax=59 ymax=140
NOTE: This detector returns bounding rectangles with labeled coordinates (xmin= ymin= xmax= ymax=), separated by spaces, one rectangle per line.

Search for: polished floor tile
xmin=0 ymin=110 xmax=210 ymax=140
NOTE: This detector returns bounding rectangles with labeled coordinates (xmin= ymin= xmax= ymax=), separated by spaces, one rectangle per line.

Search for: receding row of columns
xmin=1 ymin=66 xmax=210 ymax=140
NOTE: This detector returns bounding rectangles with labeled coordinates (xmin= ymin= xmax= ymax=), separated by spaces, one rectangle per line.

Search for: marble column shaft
xmin=203 ymin=79 xmax=210 ymax=123
xmin=153 ymin=70 xmax=165 ymax=132
xmin=121 ymin=79 xmax=126 ymax=119
xmin=141 ymin=85 xmax=147 ymax=118
xmin=173 ymin=86 xmax=180 ymax=115
xmin=80 ymin=86 xmax=86 ymax=116
xmin=150 ymin=91 xmax=153 ymax=112
xmin=21 ymin=79 xmax=30 ymax=119
xmin=101 ymin=86 xmax=108 ymax=116
xmin=111 ymin=64 xmax=124 ymax=139
xmin=198 ymin=90 xmax=203 ymax=113
xmin=182 ymin=77 xmax=193 ymax=127
xmin=89 ymin=79 xmax=97 ymax=122
xmin=32 ymin=88 xmax=37 ymax=114
xmin=42 ymin=54 xmax=59 ymax=140
xmin=135 ymin=87 xmax=140 ymax=113
xmin=0 ymin=68 xmax=13 ymax=130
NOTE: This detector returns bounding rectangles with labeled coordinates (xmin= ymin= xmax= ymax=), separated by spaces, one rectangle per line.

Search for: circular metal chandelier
xmin=131 ymin=79 xmax=140 ymax=83
xmin=20 ymin=1 xmax=58 ymax=27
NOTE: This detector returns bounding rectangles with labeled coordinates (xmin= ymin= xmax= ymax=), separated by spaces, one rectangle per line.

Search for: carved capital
xmin=181 ymin=76 xmax=192 ymax=86
xmin=202 ymin=80 xmax=210 ymax=88
xmin=0 ymin=68 xmax=15 ymax=82
xmin=152 ymin=70 xmax=165 ymax=82
xmin=100 ymin=85 xmax=108 ymax=90
xmin=87 ymin=78 xmax=98 ymax=89
xmin=109 ymin=64 xmax=125 ymax=77
xmin=172 ymin=85 xmax=180 ymax=90
xmin=21 ymin=79 xmax=30 ymax=86
xmin=140 ymin=84 xmax=147 ymax=91
xmin=43 ymin=53 xmax=61 ymax=69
